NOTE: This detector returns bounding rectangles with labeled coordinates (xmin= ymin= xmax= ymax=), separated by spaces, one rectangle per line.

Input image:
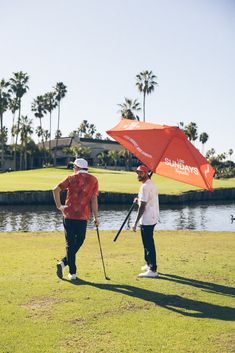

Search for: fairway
xmin=0 ymin=230 xmax=234 ymax=353
xmin=0 ymin=167 xmax=235 ymax=194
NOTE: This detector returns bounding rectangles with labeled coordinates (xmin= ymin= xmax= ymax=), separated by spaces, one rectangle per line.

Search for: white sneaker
xmin=141 ymin=264 xmax=150 ymax=271
xmin=138 ymin=270 xmax=159 ymax=278
xmin=68 ymin=273 xmax=77 ymax=280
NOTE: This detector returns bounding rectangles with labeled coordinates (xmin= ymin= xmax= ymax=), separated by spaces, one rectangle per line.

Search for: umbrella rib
xmin=151 ymin=132 xmax=174 ymax=172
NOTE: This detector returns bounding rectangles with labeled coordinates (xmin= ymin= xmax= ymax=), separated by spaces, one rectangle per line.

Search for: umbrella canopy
xmin=106 ymin=119 xmax=215 ymax=191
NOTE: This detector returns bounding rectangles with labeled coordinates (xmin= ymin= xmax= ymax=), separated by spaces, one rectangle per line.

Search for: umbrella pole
xmin=113 ymin=202 xmax=136 ymax=242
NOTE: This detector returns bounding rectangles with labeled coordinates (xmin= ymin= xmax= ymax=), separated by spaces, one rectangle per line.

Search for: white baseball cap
xmin=73 ymin=158 xmax=88 ymax=169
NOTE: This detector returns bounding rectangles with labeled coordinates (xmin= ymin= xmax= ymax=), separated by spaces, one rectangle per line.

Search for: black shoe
xmin=56 ymin=263 xmax=63 ymax=279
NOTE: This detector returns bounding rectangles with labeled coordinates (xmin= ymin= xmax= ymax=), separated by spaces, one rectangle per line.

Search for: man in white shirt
xmin=132 ymin=165 xmax=160 ymax=278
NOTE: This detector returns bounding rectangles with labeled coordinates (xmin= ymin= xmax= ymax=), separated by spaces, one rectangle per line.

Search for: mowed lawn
xmin=0 ymin=230 xmax=234 ymax=353
xmin=0 ymin=167 xmax=235 ymax=194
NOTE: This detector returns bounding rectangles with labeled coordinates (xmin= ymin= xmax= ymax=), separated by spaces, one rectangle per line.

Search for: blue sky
xmin=1 ymin=0 xmax=235 ymax=159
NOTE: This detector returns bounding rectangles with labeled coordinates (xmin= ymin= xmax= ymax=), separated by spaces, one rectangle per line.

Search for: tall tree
xmin=31 ymin=95 xmax=47 ymax=151
xmin=78 ymin=120 xmax=89 ymax=137
xmin=54 ymin=82 xmax=67 ymax=165
xmin=199 ymin=132 xmax=209 ymax=155
xmin=183 ymin=122 xmax=198 ymax=142
xmin=55 ymin=129 xmax=62 ymax=139
xmin=9 ymin=97 xmax=19 ymax=144
xmin=136 ymin=70 xmax=157 ymax=121
xmin=10 ymin=71 xmax=29 ymax=170
xmin=206 ymin=148 xmax=216 ymax=162
xmin=44 ymin=91 xmax=57 ymax=158
xmin=118 ymin=97 xmax=141 ymax=120
xmin=0 ymin=79 xmax=11 ymax=169
xmin=86 ymin=123 xmax=97 ymax=138
xmin=35 ymin=126 xmax=44 ymax=143
xmin=19 ymin=115 xmax=33 ymax=170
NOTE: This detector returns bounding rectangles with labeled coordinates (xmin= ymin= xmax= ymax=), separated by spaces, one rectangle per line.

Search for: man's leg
xmin=62 ymin=218 xmax=77 ymax=275
xmin=140 ymin=224 xmax=157 ymax=272
xmin=74 ymin=220 xmax=87 ymax=255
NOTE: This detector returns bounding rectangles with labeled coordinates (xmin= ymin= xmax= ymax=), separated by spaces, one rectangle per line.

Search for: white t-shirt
xmin=138 ymin=179 xmax=160 ymax=225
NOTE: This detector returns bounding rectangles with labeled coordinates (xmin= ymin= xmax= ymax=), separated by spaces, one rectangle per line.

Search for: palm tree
xmin=43 ymin=129 xmax=50 ymax=143
xmin=44 ymin=91 xmax=57 ymax=158
xmin=9 ymin=97 xmax=19 ymax=145
xmin=70 ymin=145 xmax=91 ymax=160
xmin=117 ymin=97 xmax=141 ymax=169
xmin=35 ymin=126 xmax=44 ymax=143
xmin=86 ymin=123 xmax=97 ymax=138
xmin=54 ymin=82 xmax=67 ymax=165
xmin=31 ymin=95 xmax=47 ymax=151
xmin=97 ymin=151 xmax=109 ymax=168
xmin=55 ymin=129 xmax=62 ymax=139
xmin=206 ymin=148 xmax=216 ymax=162
xmin=118 ymin=149 xmax=132 ymax=170
xmin=199 ymin=132 xmax=209 ymax=155
xmin=10 ymin=71 xmax=29 ymax=170
xmin=136 ymin=70 xmax=157 ymax=121
xmin=95 ymin=132 xmax=102 ymax=139
xmin=228 ymin=149 xmax=233 ymax=159
xmin=78 ymin=120 xmax=89 ymax=137
xmin=118 ymin=98 xmax=141 ymax=120
xmin=0 ymin=79 xmax=11 ymax=169
xmin=184 ymin=122 xmax=198 ymax=142
xmin=19 ymin=115 xmax=33 ymax=170
xmin=108 ymin=150 xmax=119 ymax=168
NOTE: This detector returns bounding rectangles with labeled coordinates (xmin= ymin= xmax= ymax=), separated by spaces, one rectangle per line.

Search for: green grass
xmin=0 ymin=167 xmax=235 ymax=194
xmin=0 ymin=230 xmax=234 ymax=353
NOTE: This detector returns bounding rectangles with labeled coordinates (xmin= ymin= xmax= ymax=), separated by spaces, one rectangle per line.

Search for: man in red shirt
xmin=53 ymin=158 xmax=99 ymax=280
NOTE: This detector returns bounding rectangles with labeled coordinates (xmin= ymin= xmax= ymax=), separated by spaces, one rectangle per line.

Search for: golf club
xmin=113 ymin=201 xmax=136 ymax=242
xmin=96 ymin=225 xmax=110 ymax=280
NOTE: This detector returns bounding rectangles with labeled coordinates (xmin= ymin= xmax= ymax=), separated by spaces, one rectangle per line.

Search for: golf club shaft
xmin=96 ymin=226 xmax=108 ymax=279
xmin=113 ymin=202 xmax=136 ymax=242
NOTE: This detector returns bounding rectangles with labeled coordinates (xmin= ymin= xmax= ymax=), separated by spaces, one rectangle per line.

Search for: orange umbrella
xmin=106 ymin=119 xmax=215 ymax=191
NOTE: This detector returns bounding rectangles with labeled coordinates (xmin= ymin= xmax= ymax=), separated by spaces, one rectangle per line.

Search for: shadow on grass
xmin=159 ymin=273 xmax=235 ymax=298
xmin=62 ymin=277 xmax=235 ymax=321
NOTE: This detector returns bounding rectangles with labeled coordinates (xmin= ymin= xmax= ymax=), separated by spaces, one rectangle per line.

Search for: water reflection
xmin=0 ymin=201 xmax=234 ymax=232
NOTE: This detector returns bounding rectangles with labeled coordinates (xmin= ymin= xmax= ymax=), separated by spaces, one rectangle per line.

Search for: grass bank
xmin=0 ymin=167 xmax=235 ymax=194
xmin=0 ymin=230 xmax=234 ymax=353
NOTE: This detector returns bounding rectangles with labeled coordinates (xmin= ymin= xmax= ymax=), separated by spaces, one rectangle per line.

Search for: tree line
xmin=1 ymin=70 xmax=234 ymax=177
xmin=0 ymin=71 xmax=67 ymax=170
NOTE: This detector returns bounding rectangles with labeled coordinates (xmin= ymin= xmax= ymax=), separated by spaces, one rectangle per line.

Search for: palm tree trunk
xmin=20 ymin=143 xmax=23 ymax=170
xmin=14 ymin=100 xmax=21 ymax=170
xmin=143 ymin=92 xmax=146 ymax=122
xmin=24 ymin=147 xmax=27 ymax=170
xmin=0 ymin=113 xmax=4 ymax=170
xmin=40 ymin=118 xmax=46 ymax=165
xmin=54 ymin=102 xmax=60 ymax=166
xmin=49 ymin=111 xmax=52 ymax=161
xmin=11 ymin=112 xmax=15 ymax=145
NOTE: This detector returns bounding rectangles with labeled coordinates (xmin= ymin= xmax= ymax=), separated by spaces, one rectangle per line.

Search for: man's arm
xmin=132 ymin=201 xmax=146 ymax=232
xmin=52 ymin=185 xmax=67 ymax=212
xmin=91 ymin=194 xmax=99 ymax=226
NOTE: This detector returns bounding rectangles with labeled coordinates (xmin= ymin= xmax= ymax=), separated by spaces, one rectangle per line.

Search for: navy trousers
xmin=62 ymin=218 xmax=87 ymax=275
xmin=140 ymin=224 xmax=157 ymax=272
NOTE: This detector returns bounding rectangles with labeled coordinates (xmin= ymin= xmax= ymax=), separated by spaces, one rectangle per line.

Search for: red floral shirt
xmin=58 ymin=171 xmax=99 ymax=220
